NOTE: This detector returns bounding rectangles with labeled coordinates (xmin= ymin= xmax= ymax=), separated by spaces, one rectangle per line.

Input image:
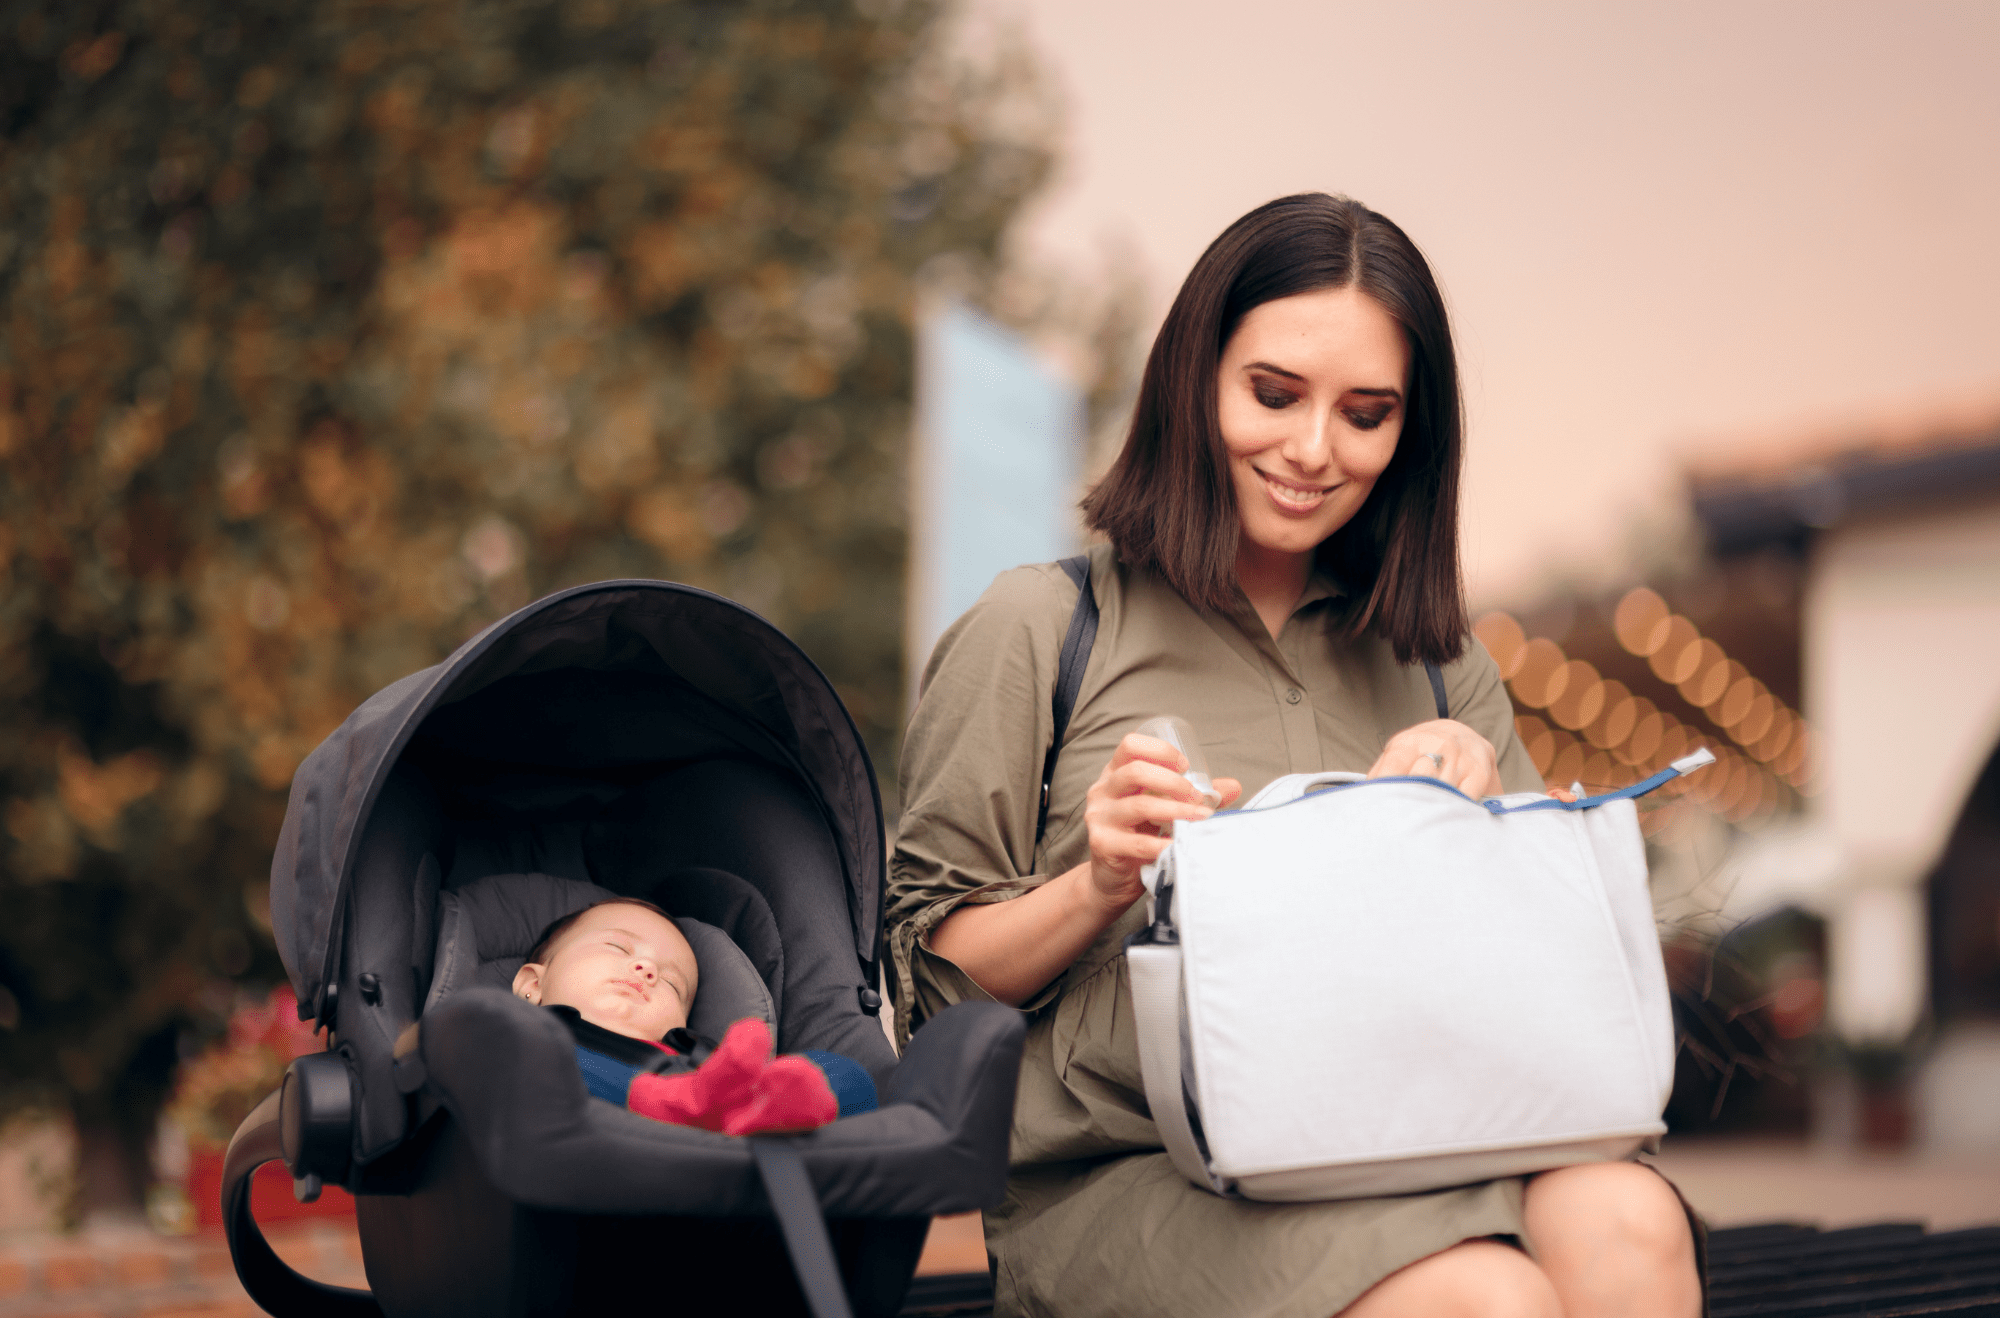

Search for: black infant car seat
xmin=222 ymin=581 xmax=1026 ymax=1317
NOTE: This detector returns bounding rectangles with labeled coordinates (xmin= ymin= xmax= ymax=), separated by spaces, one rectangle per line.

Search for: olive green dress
xmin=886 ymin=543 xmax=1551 ymax=1318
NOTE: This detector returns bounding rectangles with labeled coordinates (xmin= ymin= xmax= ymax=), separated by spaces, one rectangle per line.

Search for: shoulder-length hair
xmin=1082 ymin=193 xmax=1468 ymax=666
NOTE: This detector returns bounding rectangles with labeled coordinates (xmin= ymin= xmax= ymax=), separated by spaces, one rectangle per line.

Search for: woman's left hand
xmin=1368 ymin=719 xmax=1502 ymax=798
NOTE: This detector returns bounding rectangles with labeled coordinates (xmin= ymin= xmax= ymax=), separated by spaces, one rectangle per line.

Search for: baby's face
xmin=515 ymin=904 xmax=699 ymax=1041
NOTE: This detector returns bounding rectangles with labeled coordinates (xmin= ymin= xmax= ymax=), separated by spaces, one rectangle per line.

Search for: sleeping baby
xmin=510 ymin=897 xmax=874 ymax=1134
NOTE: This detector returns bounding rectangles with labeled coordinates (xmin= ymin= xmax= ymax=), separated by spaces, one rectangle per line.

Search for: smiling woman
xmin=1081 ymin=193 xmax=1468 ymax=670
xmin=1216 ymin=286 xmax=1410 ymax=638
xmin=889 ymin=194 xmax=1701 ymax=1318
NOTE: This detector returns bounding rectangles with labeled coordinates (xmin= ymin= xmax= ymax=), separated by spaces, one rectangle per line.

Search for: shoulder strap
xmin=1424 ymin=661 xmax=1448 ymax=720
xmin=1037 ymin=555 xmax=1099 ymax=844
xmin=751 ymin=1139 xmax=855 ymax=1318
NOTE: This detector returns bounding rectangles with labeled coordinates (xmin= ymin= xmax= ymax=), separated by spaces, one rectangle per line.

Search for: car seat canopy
xmin=268 ymin=581 xmax=884 ymax=1025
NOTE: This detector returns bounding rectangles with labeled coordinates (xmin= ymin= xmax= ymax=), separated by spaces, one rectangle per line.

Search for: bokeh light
xmin=1476 ymin=605 xmax=1814 ymax=817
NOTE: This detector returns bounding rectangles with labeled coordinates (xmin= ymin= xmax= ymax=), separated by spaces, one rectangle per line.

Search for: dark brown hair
xmin=525 ymin=897 xmax=677 ymax=967
xmin=1082 ymin=193 xmax=1468 ymax=665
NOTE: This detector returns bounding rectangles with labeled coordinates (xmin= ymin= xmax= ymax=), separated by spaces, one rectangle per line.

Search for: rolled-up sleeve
xmin=886 ymin=563 xmax=1078 ymax=1048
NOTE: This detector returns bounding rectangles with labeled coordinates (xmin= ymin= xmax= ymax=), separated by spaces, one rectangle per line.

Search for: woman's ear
xmin=512 ymin=962 xmax=545 ymax=1004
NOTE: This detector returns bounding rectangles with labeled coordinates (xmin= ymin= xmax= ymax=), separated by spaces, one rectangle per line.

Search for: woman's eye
xmin=1254 ymin=387 xmax=1295 ymax=410
xmin=1346 ymin=411 xmax=1390 ymax=432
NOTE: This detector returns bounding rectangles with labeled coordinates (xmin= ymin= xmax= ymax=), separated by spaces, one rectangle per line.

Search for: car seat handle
xmin=222 ymin=1089 xmax=383 ymax=1317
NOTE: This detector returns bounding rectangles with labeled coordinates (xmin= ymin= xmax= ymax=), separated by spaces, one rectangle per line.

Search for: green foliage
xmin=0 ymin=0 xmax=1057 ymax=1201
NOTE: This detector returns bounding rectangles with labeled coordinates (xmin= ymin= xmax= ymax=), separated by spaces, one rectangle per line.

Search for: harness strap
xmin=750 ymin=1138 xmax=855 ymax=1318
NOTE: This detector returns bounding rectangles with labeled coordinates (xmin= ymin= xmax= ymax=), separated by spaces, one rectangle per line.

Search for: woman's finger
xmin=1213 ymin=777 xmax=1242 ymax=808
xmin=1108 ymin=733 xmax=1188 ymax=776
xmin=1370 ymin=744 xmax=1446 ymax=780
xmin=1100 ymin=791 xmax=1211 ymax=831
xmin=1110 ymin=758 xmax=1209 ymax=803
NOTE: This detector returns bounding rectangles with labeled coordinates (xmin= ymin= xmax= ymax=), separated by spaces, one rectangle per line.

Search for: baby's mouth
xmin=1257 ymin=469 xmax=1335 ymax=510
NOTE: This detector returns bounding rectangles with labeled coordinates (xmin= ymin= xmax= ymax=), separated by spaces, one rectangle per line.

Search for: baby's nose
xmin=633 ymin=957 xmax=656 ymax=980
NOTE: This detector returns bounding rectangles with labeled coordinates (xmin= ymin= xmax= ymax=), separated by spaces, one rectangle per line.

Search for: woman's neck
xmin=1235 ymin=541 xmax=1312 ymax=641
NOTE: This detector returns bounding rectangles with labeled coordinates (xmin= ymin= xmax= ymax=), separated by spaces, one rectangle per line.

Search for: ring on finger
xmin=1420 ymin=751 xmax=1444 ymax=770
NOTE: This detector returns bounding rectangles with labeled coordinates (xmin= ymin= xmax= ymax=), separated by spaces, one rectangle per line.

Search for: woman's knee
xmin=1338 ymin=1240 xmax=1560 ymax=1318
xmin=1525 ymin=1162 xmax=1695 ymax=1272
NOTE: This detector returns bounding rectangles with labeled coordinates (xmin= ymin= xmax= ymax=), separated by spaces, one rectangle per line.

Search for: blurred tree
xmin=0 ymin=0 xmax=1072 ymax=1214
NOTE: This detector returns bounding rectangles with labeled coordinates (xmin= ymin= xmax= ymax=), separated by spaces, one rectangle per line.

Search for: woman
xmin=887 ymin=194 xmax=1701 ymax=1317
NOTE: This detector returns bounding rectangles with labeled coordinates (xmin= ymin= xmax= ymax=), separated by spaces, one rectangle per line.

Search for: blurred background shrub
xmin=0 ymin=0 xmax=1090 ymax=1215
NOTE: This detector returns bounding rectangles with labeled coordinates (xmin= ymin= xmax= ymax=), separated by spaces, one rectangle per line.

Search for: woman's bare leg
xmin=1336 ymin=1240 xmax=1561 ymax=1318
xmin=1522 ymin=1163 xmax=1701 ymax=1318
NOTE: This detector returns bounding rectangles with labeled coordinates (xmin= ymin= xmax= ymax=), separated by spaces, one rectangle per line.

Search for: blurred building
xmin=1693 ymin=407 xmax=2000 ymax=1148
xmin=906 ymin=301 xmax=1084 ymax=697
xmin=1476 ymin=402 xmax=2000 ymax=1146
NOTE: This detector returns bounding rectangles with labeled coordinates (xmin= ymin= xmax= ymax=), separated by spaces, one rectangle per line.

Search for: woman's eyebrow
xmin=1243 ymin=360 xmax=1304 ymax=381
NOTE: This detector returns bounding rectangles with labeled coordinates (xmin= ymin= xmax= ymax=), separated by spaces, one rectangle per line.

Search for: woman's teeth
xmin=1262 ymin=473 xmax=1328 ymax=508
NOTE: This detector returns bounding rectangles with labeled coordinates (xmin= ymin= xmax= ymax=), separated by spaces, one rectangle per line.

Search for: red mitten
xmin=628 ymin=1017 xmax=770 ymax=1130
xmin=722 ymin=1055 xmax=839 ymax=1136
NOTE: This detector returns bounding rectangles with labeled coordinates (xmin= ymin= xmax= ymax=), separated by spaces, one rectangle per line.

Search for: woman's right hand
xmin=1081 ymin=734 xmax=1242 ymax=911
xmin=928 ymin=733 xmax=1241 ymax=1006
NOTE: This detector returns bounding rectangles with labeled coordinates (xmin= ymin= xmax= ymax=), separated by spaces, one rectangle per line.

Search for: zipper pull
xmin=1671 ymin=747 xmax=1717 ymax=775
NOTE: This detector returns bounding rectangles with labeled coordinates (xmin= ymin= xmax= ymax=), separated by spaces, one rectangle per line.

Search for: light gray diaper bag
xmin=1126 ymin=751 xmax=1711 ymax=1202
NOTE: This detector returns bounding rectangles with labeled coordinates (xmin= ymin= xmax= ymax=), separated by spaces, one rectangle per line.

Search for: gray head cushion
xmin=425 ymin=872 xmax=774 ymax=1041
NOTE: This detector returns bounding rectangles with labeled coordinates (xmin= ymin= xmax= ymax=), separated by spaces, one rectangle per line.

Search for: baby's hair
xmin=525 ymin=897 xmax=676 ymax=967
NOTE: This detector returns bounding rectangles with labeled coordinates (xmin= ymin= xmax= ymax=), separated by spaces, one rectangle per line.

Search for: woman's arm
xmin=928 ymin=734 xmax=1240 ymax=1006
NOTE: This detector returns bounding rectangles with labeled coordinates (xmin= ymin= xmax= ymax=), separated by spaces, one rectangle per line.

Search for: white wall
xmin=1804 ymin=496 xmax=2000 ymax=1041
xmin=1807 ymin=498 xmax=2000 ymax=889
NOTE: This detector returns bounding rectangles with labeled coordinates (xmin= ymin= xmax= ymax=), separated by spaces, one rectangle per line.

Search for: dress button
xmin=1286 ymin=688 xmax=1302 ymax=705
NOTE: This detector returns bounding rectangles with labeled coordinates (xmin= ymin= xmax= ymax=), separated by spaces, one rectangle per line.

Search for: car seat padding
xmin=426 ymin=872 xmax=776 ymax=1041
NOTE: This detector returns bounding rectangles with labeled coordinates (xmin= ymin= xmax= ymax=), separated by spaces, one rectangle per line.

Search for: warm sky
xmin=965 ymin=0 xmax=2000 ymax=606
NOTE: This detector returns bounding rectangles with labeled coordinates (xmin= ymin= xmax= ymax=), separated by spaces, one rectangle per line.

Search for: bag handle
xmin=1239 ymin=771 xmax=1368 ymax=811
xmin=1127 ymin=937 xmax=1233 ymax=1197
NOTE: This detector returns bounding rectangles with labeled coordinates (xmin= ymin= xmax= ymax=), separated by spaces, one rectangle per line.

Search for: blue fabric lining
xmin=1230 ymin=754 xmax=1712 ymax=821
xmin=801 ymin=1049 xmax=878 ymax=1118
xmin=575 ymin=1044 xmax=642 ymax=1106
xmin=1479 ymin=764 xmax=1685 ymax=814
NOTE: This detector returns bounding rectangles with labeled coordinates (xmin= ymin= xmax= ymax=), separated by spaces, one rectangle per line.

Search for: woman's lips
xmin=1256 ymin=468 xmax=1336 ymax=513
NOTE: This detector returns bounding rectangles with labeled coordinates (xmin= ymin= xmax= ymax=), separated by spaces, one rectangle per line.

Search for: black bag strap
xmin=1424 ymin=661 xmax=1449 ymax=720
xmin=1037 ymin=555 xmax=1099 ymax=844
xmin=751 ymin=1138 xmax=855 ymax=1318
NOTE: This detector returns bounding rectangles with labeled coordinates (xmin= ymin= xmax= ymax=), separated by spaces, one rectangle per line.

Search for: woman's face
xmin=1216 ymin=285 xmax=1411 ymax=566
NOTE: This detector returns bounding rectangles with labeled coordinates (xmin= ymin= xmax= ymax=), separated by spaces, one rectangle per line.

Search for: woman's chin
xmin=1241 ymin=518 xmax=1334 ymax=561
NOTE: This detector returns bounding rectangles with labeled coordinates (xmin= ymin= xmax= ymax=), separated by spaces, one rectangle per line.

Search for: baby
xmin=512 ymin=897 xmax=874 ymax=1135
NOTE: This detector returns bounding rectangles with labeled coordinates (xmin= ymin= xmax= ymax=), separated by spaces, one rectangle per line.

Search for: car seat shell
xmin=227 ymin=581 xmax=1024 ymax=1318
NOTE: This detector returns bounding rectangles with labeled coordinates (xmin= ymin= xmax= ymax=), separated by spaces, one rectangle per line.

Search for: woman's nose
xmin=1282 ymin=407 xmax=1336 ymax=471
